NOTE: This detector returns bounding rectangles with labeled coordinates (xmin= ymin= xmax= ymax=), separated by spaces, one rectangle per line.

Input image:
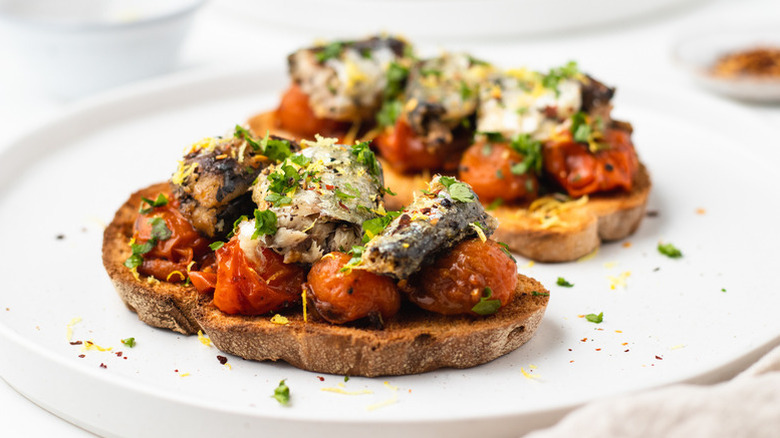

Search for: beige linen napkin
xmin=524 ymin=345 xmax=780 ymax=438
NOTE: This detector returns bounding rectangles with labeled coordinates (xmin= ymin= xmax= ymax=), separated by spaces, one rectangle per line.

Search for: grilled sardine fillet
xmin=288 ymin=35 xmax=412 ymax=121
xmin=404 ymin=52 xmax=493 ymax=145
xmin=171 ymin=131 xmax=299 ymax=238
xmin=247 ymin=138 xmax=384 ymax=264
xmin=361 ymin=175 xmax=497 ymax=279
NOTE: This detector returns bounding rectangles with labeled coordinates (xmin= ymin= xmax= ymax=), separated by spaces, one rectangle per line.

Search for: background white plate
xmin=0 ymin=67 xmax=779 ymax=438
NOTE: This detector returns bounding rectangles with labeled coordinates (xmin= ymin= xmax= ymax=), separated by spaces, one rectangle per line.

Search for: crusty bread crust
xmin=103 ymin=183 xmax=550 ymax=375
xmin=194 ymin=275 xmax=549 ymax=377
xmin=102 ymin=183 xmax=202 ymax=335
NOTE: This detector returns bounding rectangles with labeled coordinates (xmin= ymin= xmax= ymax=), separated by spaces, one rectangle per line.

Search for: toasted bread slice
xmin=194 ymin=276 xmax=549 ymax=377
xmin=103 ymin=183 xmax=550 ymax=375
xmin=102 ymin=183 xmax=202 ymax=335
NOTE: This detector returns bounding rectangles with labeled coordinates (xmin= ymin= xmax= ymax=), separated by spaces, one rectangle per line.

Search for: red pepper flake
xmin=622 ymin=342 xmax=628 ymax=346
xmin=325 ymin=184 xmax=335 ymax=190
xmin=317 ymin=376 xmax=325 ymax=382
xmin=569 ymin=360 xmax=575 ymax=363
xmin=174 ymin=369 xmax=179 ymax=373
xmin=69 ymin=341 xmax=83 ymax=345
xmin=99 ymin=363 xmax=107 ymax=369
xmin=124 ymin=357 xmax=128 ymax=360
xmin=595 ymin=348 xmax=602 ymax=351
xmin=78 ymin=354 xmax=85 ymax=358
xmin=568 ymin=348 xmax=572 ymax=352
xmin=216 ymin=355 xmax=228 ymax=365
xmin=115 ymin=351 xmax=123 ymax=357
xmin=655 ymin=355 xmax=663 ymax=360
xmin=338 ymin=201 xmax=349 ymax=210
xmin=580 ymin=338 xmax=588 ymax=342
xmin=624 ymin=349 xmax=630 ymax=353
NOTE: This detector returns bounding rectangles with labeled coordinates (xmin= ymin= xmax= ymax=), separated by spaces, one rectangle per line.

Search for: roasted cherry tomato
xmin=543 ymin=128 xmax=638 ymax=197
xmin=275 ymin=84 xmax=348 ymax=139
xmin=374 ymin=118 xmax=469 ymax=173
xmin=306 ymin=252 xmax=401 ymax=325
xmin=407 ymin=239 xmax=517 ymax=316
xmin=212 ymin=239 xmax=305 ymax=315
xmin=132 ymin=195 xmax=212 ymax=282
xmin=458 ymin=140 xmax=538 ymax=203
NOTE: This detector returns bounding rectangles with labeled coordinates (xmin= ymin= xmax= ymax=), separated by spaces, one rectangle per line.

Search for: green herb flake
xmin=481 ymin=131 xmax=507 ymax=143
xmin=556 ymin=277 xmax=574 ymax=287
xmin=658 ymin=242 xmax=683 ymax=258
xmin=226 ymin=215 xmax=248 ymax=239
xmin=260 ymin=133 xmax=293 ymax=162
xmin=541 ymin=61 xmax=579 ymax=95
xmin=316 ymin=42 xmax=344 ymax=63
xmin=471 ymin=287 xmax=502 ymax=316
xmin=123 ymin=254 xmax=144 ymax=269
xmin=721 ymin=288 xmax=727 ymax=293
xmin=344 ymin=375 xmax=350 ymax=382
xmin=209 ymin=241 xmax=225 ymax=251
xmin=264 ymin=192 xmax=293 ymax=206
xmin=377 ymin=99 xmax=402 ymax=128
xmin=252 ymin=209 xmax=278 ymax=238
xmin=121 ymin=337 xmax=137 ymax=348
xmin=234 ymin=125 xmax=261 ymax=150
xmin=383 ymin=186 xmax=397 ymax=196
xmin=531 ymin=291 xmax=550 ymax=297
xmin=459 ymin=81 xmax=473 ymax=101
xmin=341 ymin=246 xmax=365 ymax=272
xmin=289 ymin=153 xmax=311 ymax=167
xmin=438 ymin=176 xmax=475 ymax=203
xmin=486 ymin=198 xmax=504 ymax=211
xmin=351 ymin=141 xmax=381 ymax=177
xmin=497 ymin=242 xmax=517 ymax=264
xmin=384 ymin=62 xmax=409 ymax=99
xmin=139 ymin=193 xmax=168 ymax=214
xmin=272 ymin=379 xmax=291 ymax=405
xmin=335 ymin=189 xmax=357 ymax=200
xmin=361 ymin=212 xmax=400 ymax=243
xmin=149 ymin=217 xmax=172 ymax=241
xmin=585 ymin=312 xmax=604 ymax=324
xmin=509 ymin=134 xmax=543 ymax=175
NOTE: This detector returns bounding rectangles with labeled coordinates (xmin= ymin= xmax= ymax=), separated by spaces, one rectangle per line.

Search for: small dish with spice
xmin=673 ymin=27 xmax=780 ymax=102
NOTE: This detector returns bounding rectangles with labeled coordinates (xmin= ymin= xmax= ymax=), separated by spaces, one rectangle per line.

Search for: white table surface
xmin=1 ymin=0 xmax=779 ymax=436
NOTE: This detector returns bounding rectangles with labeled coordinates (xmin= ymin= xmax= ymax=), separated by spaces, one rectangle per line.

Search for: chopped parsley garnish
xmin=497 ymin=241 xmax=517 ymax=263
xmin=459 ymin=81 xmax=474 ymax=101
xmin=289 ymin=153 xmax=310 ymax=167
xmin=260 ymin=133 xmax=293 ymax=162
xmin=439 ymin=176 xmax=475 ymax=203
xmin=227 ymin=215 xmax=248 ymax=239
xmin=658 ymin=242 xmax=683 ymax=258
xmin=252 ymin=209 xmax=278 ymax=238
xmin=272 ymin=379 xmax=290 ymax=405
xmin=335 ymin=189 xmax=357 ymax=200
xmin=121 ymin=337 xmax=136 ymax=348
xmin=268 ymin=163 xmax=301 ymax=194
xmin=377 ymin=99 xmax=403 ymax=127
xmin=383 ymin=186 xmax=397 ymax=196
xmin=361 ymin=211 xmax=401 ymax=243
xmin=585 ymin=312 xmax=603 ymax=324
xmin=351 ymin=141 xmax=381 ymax=177
xmin=124 ymin=217 xmax=172 ymax=269
xmin=384 ymin=62 xmax=409 ymax=99
xmin=541 ymin=61 xmax=579 ymax=95
xmin=509 ymin=134 xmax=543 ymax=175
xmin=139 ymin=193 xmax=168 ymax=214
xmin=344 ymin=375 xmax=350 ymax=382
xmin=471 ymin=287 xmax=502 ymax=316
xmin=480 ymin=131 xmax=508 ymax=143
xmin=234 ymin=125 xmax=261 ymax=150
xmin=341 ymin=245 xmax=365 ymax=272
xmin=264 ymin=192 xmax=293 ymax=206
xmin=571 ymin=112 xmax=591 ymax=143
xmin=556 ymin=277 xmax=574 ymax=287
xmin=531 ymin=291 xmax=550 ymax=297
xmin=149 ymin=217 xmax=172 ymax=241
xmin=209 ymin=241 xmax=225 ymax=251
xmin=316 ymin=42 xmax=344 ymax=63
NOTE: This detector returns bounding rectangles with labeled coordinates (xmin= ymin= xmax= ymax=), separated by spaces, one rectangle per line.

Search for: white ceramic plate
xmin=673 ymin=26 xmax=780 ymax=102
xmin=217 ymin=0 xmax=702 ymax=39
xmin=1 ymin=67 xmax=779 ymax=438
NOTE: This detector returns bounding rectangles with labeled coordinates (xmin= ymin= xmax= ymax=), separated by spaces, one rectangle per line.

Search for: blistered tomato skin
xmin=213 ymin=239 xmax=305 ymax=315
xmin=374 ymin=118 xmax=469 ymax=173
xmin=133 ymin=196 xmax=212 ymax=282
xmin=543 ymin=128 xmax=638 ymax=197
xmin=408 ymin=239 xmax=517 ymax=316
xmin=306 ymin=252 xmax=401 ymax=325
xmin=458 ymin=141 xmax=538 ymax=203
xmin=275 ymin=84 xmax=348 ymax=139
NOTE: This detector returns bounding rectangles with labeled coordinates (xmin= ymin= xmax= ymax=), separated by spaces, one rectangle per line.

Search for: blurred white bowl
xmin=673 ymin=27 xmax=780 ymax=103
xmin=0 ymin=0 xmax=206 ymax=99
